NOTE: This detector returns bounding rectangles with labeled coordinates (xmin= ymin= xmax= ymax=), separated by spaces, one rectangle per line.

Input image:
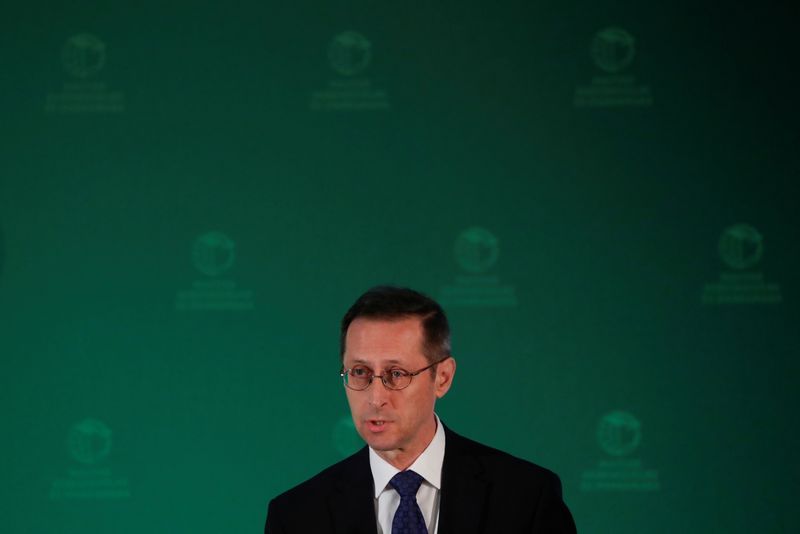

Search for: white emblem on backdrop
xmin=580 ymin=410 xmax=661 ymax=492
xmin=573 ymin=27 xmax=653 ymax=108
xmin=49 ymin=418 xmax=131 ymax=500
xmin=310 ymin=31 xmax=391 ymax=111
xmin=45 ymin=33 xmax=126 ymax=114
xmin=438 ymin=227 xmax=518 ymax=308
xmin=175 ymin=231 xmax=255 ymax=311
xmin=702 ymin=223 xmax=782 ymax=304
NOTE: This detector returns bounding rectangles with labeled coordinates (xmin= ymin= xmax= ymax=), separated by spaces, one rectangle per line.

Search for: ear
xmin=434 ymin=357 xmax=456 ymax=398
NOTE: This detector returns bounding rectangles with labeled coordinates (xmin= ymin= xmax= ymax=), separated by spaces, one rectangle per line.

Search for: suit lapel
xmin=328 ymin=447 xmax=379 ymax=534
xmin=325 ymin=429 xmax=490 ymax=534
xmin=437 ymin=428 xmax=489 ymax=534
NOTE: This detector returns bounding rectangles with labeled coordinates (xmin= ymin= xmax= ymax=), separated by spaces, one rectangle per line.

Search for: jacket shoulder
xmin=444 ymin=427 xmax=563 ymax=488
xmin=441 ymin=427 xmax=577 ymax=532
xmin=265 ymin=447 xmax=373 ymax=533
xmin=269 ymin=446 xmax=368 ymax=507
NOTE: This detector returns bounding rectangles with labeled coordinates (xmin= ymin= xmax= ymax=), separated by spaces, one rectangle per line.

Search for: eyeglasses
xmin=341 ymin=356 xmax=451 ymax=391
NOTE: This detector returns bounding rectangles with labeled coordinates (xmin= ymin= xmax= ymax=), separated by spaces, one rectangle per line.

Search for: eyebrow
xmin=349 ymin=358 xmax=403 ymax=365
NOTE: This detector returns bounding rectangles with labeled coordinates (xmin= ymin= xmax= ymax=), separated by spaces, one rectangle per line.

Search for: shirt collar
xmin=368 ymin=413 xmax=446 ymax=498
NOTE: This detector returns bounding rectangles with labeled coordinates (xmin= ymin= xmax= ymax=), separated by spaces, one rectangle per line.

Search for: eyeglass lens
xmin=345 ymin=366 xmax=410 ymax=390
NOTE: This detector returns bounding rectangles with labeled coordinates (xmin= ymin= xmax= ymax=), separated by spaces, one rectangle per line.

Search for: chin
xmin=362 ymin=435 xmax=397 ymax=451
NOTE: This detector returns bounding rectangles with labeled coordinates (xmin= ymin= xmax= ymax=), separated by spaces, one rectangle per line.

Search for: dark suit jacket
xmin=265 ymin=426 xmax=577 ymax=533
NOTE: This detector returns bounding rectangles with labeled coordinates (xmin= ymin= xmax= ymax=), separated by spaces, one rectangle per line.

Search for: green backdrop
xmin=1 ymin=1 xmax=797 ymax=532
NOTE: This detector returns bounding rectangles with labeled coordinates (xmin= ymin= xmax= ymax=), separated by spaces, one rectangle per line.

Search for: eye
xmin=389 ymin=368 xmax=409 ymax=380
xmin=350 ymin=366 xmax=371 ymax=377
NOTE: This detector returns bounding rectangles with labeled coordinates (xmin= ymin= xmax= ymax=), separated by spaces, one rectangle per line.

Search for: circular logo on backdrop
xmin=332 ymin=416 xmax=364 ymax=457
xmin=61 ymin=33 xmax=106 ymax=79
xmin=68 ymin=418 xmax=112 ymax=464
xmin=591 ymin=27 xmax=636 ymax=73
xmin=328 ymin=31 xmax=372 ymax=76
xmin=192 ymin=231 xmax=236 ymax=276
xmin=454 ymin=227 xmax=499 ymax=274
xmin=718 ymin=224 xmax=763 ymax=270
xmin=597 ymin=411 xmax=641 ymax=457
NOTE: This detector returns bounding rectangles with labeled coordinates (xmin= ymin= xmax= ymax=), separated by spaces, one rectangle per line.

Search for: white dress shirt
xmin=369 ymin=414 xmax=446 ymax=534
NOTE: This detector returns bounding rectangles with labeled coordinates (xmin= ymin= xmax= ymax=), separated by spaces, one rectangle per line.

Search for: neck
xmin=377 ymin=415 xmax=438 ymax=470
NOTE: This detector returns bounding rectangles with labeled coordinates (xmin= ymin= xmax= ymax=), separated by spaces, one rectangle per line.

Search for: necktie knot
xmin=389 ymin=470 xmax=428 ymax=533
xmin=389 ymin=470 xmax=424 ymax=499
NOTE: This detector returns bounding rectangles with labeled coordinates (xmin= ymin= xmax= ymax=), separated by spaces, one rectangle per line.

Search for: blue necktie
xmin=389 ymin=470 xmax=428 ymax=534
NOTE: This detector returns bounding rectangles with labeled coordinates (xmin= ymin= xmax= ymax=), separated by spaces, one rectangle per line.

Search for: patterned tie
xmin=389 ymin=470 xmax=428 ymax=534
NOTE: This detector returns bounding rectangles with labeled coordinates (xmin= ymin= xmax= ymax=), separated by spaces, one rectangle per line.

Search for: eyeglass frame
xmin=340 ymin=355 xmax=452 ymax=391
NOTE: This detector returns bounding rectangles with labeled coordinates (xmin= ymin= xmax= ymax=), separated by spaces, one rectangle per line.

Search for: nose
xmin=368 ymin=377 xmax=390 ymax=408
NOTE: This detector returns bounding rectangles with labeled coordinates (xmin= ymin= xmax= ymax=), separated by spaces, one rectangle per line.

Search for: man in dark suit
xmin=265 ymin=286 xmax=576 ymax=533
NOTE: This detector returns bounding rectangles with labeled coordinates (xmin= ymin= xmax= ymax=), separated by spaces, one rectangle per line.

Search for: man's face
xmin=343 ymin=316 xmax=455 ymax=469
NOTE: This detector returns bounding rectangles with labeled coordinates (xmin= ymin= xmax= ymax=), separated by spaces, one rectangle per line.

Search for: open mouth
xmin=367 ymin=419 xmax=389 ymax=431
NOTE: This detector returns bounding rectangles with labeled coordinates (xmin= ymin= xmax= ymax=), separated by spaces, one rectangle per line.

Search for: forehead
xmin=343 ymin=317 xmax=426 ymax=364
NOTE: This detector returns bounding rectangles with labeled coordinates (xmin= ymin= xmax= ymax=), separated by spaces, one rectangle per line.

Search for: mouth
xmin=366 ymin=419 xmax=390 ymax=432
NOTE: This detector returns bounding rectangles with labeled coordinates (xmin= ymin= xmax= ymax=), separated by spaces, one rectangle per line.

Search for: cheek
xmin=408 ymin=392 xmax=433 ymax=418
